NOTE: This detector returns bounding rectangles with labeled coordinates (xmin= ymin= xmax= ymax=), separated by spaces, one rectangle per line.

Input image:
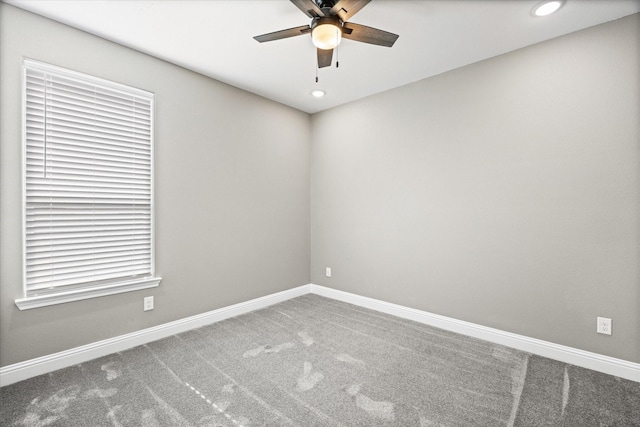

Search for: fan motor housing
xmin=311 ymin=16 xmax=343 ymax=32
xmin=315 ymin=0 xmax=338 ymax=8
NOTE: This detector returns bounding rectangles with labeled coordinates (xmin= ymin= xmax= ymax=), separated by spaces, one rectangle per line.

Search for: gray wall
xmin=0 ymin=4 xmax=311 ymax=366
xmin=311 ymin=15 xmax=640 ymax=363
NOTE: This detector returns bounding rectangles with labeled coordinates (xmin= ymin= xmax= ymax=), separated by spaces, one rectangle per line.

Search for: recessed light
xmin=311 ymin=90 xmax=326 ymax=98
xmin=532 ymin=0 xmax=563 ymax=17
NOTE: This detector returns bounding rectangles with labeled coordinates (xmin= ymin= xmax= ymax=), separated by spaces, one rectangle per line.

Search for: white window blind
xmin=23 ymin=60 xmax=156 ymax=299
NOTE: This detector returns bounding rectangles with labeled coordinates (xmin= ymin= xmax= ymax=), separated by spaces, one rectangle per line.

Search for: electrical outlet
xmin=325 ymin=267 xmax=332 ymax=277
xmin=597 ymin=317 xmax=611 ymax=335
xmin=144 ymin=296 xmax=154 ymax=311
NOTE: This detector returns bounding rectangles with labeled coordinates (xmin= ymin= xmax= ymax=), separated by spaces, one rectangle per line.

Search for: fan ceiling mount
xmin=254 ymin=0 xmax=399 ymax=69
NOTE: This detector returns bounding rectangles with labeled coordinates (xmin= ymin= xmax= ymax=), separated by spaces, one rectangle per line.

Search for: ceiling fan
xmin=254 ymin=0 xmax=399 ymax=69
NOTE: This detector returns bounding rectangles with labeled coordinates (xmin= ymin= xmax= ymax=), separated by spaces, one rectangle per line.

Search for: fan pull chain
xmin=315 ymin=61 xmax=319 ymax=83
xmin=336 ymin=44 xmax=339 ymax=68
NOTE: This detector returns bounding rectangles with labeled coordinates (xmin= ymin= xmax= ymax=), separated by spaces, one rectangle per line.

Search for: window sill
xmin=15 ymin=276 xmax=162 ymax=310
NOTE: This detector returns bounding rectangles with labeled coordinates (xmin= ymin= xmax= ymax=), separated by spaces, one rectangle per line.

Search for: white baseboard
xmin=0 ymin=284 xmax=312 ymax=387
xmin=310 ymin=284 xmax=640 ymax=383
xmin=2 ymin=283 xmax=638 ymax=386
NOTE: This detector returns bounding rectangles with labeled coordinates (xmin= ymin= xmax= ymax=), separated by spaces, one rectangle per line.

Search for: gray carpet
xmin=1 ymin=294 xmax=639 ymax=426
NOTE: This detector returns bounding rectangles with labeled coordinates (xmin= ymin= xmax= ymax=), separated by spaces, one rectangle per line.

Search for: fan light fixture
xmin=532 ymin=0 xmax=563 ymax=17
xmin=311 ymin=19 xmax=342 ymax=50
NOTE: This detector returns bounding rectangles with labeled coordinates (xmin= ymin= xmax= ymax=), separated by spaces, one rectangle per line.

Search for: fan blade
xmin=342 ymin=22 xmax=399 ymax=47
xmin=254 ymin=25 xmax=311 ymax=43
xmin=317 ymin=48 xmax=333 ymax=68
xmin=330 ymin=0 xmax=370 ymax=21
xmin=290 ymin=0 xmax=325 ymax=18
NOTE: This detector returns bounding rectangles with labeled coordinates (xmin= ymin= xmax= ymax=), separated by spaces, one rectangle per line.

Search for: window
xmin=16 ymin=60 xmax=160 ymax=310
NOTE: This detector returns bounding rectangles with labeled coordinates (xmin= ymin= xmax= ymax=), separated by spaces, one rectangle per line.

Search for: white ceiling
xmin=7 ymin=0 xmax=639 ymax=114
